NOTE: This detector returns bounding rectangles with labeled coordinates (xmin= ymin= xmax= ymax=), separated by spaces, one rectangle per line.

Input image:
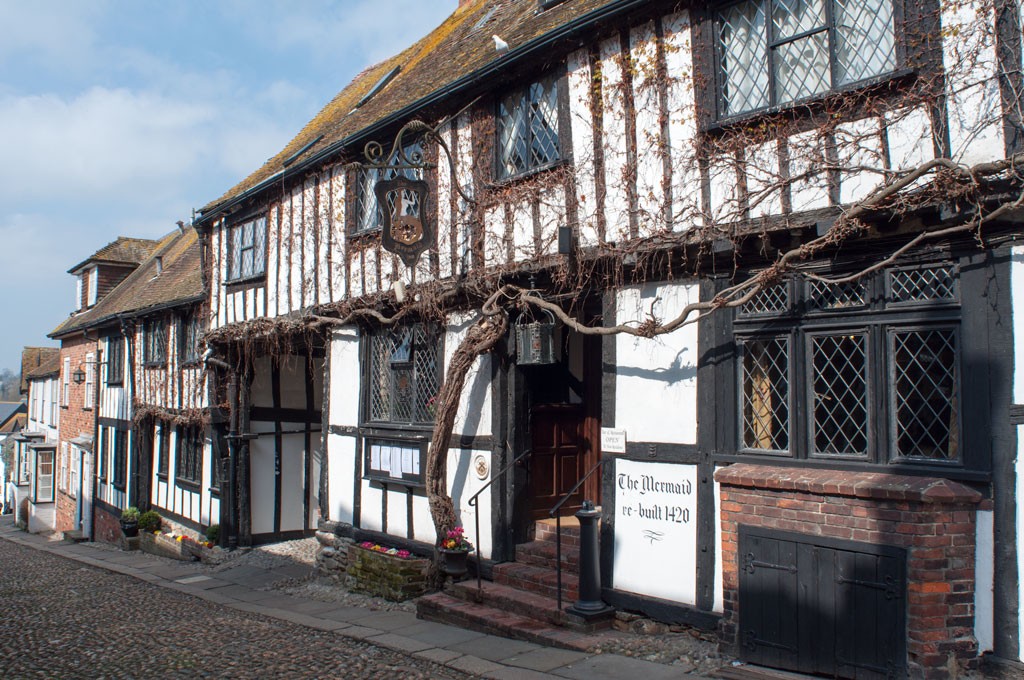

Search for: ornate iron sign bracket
xmin=359 ymin=119 xmax=475 ymax=268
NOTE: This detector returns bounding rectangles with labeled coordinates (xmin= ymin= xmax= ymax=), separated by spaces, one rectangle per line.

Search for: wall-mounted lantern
xmin=514 ymin=308 xmax=558 ymax=365
xmin=72 ymin=368 xmax=86 ymax=384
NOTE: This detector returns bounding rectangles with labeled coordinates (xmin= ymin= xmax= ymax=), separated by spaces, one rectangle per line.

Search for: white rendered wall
xmin=975 ymin=508 xmax=994 ymax=653
xmin=615 ymin=282 xmax=699 ymax=444
xmin=1010 ymin=246 xmax=1024 ymax=659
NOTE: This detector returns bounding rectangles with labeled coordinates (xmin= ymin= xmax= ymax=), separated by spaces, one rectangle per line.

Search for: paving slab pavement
xmin=0 ymin=517 xmax=714 ymax=679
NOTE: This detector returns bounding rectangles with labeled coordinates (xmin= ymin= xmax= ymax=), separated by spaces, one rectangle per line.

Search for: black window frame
xmin=179 ymin=309 xmax=204 ymax=365
xmin=175 ymin=426 xmax=203 ymax=489
xmin=106 ymin=335 xmax=124 ymax=385
xmin=226 ymin=215 xmax=267 ymax=283
xmin=495 ymin=69 xmax=567 ymax=181
xmin=157 ymin=423 xmax=170 ymax=478
xmin=351 ymin=137 xmax=426 ymax=237
xmin=142 ymin=318 xmax=167 ymax=366
xmin=112 ymin=429 xmax=128 ymax=491
xmin=729 ymin=260 xmax=972 ymax=472
xmin=363 ymin=322 xmax=443 ymax=428
xmin=710 ymin=0 xmax=907 ymax=122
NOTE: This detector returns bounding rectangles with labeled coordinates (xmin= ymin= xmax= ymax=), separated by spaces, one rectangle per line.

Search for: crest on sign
xmin=375 ymin=176 xmax=433 ymax=268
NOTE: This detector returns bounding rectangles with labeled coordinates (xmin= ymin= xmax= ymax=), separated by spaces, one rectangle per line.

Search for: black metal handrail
xmin=467 ymin=448 xmax=531 ymax=595
xmin=548 ymin=457 xmax=608 ymax=611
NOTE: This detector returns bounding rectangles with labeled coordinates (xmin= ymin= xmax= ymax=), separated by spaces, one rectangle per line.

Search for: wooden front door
xmin=525 ymin=329 xmax=602 ymax=521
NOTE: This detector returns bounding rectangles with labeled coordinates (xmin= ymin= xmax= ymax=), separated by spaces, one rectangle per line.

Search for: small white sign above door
xmin=601 ymin=428 xmax=627 ymax=454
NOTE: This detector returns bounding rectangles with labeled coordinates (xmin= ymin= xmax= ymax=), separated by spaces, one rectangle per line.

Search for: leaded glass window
xmin=368 ymin=324 xmax=442 ymax=424
xmin=717 ymin=0 xmax=896 ymax=117
xmin=809 ymin=332 xmax=869 ymax=456
xmin=890 ymin=328 xmax=959 ymax=460
xmin=142 ymin=318 xmax=166 ymax=365
xmin=176 ymin=426 xmax=203 ymax=486
xmin=497 ymin=73 xmax=561 ymax=179
xmin=354 ymin=140 xmax=423 ymax=235
xmin=228 ymin=216 xmax=266 ymax=281
xmin=107 ymin=335 xmax=124 ymax=385
xmin=180 ymin=310 xmax=204 ymax=363
xmin=740 ymin=336 xmax=790 ymax=451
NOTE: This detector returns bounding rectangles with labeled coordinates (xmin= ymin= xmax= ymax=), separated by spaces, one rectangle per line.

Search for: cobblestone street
xmin=0 ymin=539 xmax=468 ymax=679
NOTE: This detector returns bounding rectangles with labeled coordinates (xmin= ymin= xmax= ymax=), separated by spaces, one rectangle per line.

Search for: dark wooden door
xmin=528 ymin=403 xmax=589 ymax=519
xmin=739 ymin=527 xmax=906 ymax=679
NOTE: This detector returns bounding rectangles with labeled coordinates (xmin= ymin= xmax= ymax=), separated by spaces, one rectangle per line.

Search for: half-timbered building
xmin=193 ymin=0 xmax=1024 ymax=676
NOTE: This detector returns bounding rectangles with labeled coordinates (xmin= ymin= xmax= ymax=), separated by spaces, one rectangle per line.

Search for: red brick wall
xmin=94 ymin=503 xmax=121 ymax=546
xmin=716 ymin=465 xmax=985 ymax=680
xmin=57 ymin=336 xmax=98 ymax=535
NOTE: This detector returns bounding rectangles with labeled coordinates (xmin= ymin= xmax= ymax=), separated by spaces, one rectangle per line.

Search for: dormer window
xmin=496 ymin=72 xmax=562 ymax=180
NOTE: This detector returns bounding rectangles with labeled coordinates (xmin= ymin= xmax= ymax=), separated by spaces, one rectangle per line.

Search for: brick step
xmin=416 ymin=592 xmax=598 ymax=650
xmin=493 ymin=562 xmax=579 ymax=602
xmin=515 ymin=540 xmax=581 ymax=573
xmin=448 ymin=579 xmax=569 ymax=626
xmin=534 ymin=522 xmax=581 ymax=547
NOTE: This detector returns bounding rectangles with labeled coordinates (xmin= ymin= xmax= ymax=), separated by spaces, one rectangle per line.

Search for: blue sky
xmin=0 ymin=0 xmax=456 ymax=374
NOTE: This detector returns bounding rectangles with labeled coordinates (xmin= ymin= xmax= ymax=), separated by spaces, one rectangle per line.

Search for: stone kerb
xmin=345 ymin=543 xmax=430 ymax=602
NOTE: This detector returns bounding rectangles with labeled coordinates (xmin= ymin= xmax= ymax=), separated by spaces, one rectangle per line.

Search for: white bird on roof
xmin=493 ymin=34 xmax=509 ymax=54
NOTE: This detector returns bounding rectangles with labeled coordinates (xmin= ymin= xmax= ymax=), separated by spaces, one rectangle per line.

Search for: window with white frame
xmin=83 ymin=352 xmax=95 ymax=409
xmin=49 ymin=380 xmax=58 ymax=426
xmin=19 ymin=444 xmax=31 ymax=484
xmin=142 ymin=318 xmax=167 ymax=365
xmin=227 ymin=216 xmax=267 ymax=281
xmin=496 ymin=72 xmax=562 ymax=179
xmin=107 ymin=335 xmax=124 ymax=384
xmin=715 ymin=0 xmax=897 ymax=118
xmin=87 ymin=267 xmax=99 ymax=307
xmin=69 ymin=447 xmax=78 ymax=499
xmin=353 ymin=139 xmax=424 ymax=235
xmin=735 ymin=263 xmax=962 ymax=466
xmin=366 ymin=323 xmax=443 ymax=425
xmin=62 ymin=357 xmax=70 ymax=407
xmin=59 ymin=443 xmax=68 ymax=493
xmin=35 ymin=449 xmax=54 ymax=503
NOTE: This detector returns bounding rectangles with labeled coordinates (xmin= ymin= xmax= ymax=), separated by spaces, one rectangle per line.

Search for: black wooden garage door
xmin=738 ymin=526 xmax=907 ymax=679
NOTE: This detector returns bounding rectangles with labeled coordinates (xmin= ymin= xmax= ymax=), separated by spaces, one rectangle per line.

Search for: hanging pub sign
xmin=375 ymin=175 xmax=433 ymax=268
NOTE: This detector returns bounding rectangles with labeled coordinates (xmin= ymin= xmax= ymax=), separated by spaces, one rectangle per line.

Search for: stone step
xmin=61 ymin=530 xmax=89 ymax=544
xmin=493 ymin=561 xmax=579 ymax=602
xmin=416 ymin=592 xmax=599 ymax=650
xmin=515 ymin=539 xmax=581 ymax=573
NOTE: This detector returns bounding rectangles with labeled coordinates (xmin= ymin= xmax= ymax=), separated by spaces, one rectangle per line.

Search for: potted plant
xmin=438 ymin=526 xmax=473 ymax=580
xmin=120 ymin=506 xmax=141 ymax=537
xmin=138 ymin=510 xmax=162 ymax=533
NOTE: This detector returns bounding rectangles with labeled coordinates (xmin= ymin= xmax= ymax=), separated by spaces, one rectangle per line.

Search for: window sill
xmin=143 ymin=362 xmax=167 ymax=369
xmin=175 ymin=478 xmax=202 ymax=493
xmin=703 ymin=67 xmax=917 ymax=135
xmin=712 ymin=452 xmax=989 ymax=483
xmin=490 ymin=158 xmax=569 ymax=189
xmin=156 ymin=473 xmax=168 ymax=482
xmin=106 ymin=381 xmax=124 ymax=387
xmin=180 ymin=359 xmax=202 ymax=368
xmin=224 ymin=274 xmax=266 ymax=291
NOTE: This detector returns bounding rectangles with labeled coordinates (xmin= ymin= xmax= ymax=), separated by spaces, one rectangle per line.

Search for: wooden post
xmin=238 ymin=367 xmax=253 ymax=547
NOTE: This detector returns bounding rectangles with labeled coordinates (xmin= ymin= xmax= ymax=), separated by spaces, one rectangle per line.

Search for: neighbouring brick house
xmin=190 ymin=0 xmax=1024 ymax=677
xmin=50 ymin=237 xmax=159 ymax=541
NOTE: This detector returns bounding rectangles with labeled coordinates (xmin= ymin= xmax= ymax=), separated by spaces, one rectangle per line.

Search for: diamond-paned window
xmin=808 ymin=279 xmax=867 ymax=310
xmin=717 ymin=0 xmax=897 ymax=118
xmin=368 ymin=323 xmax=442 ymax=424
xmin=810 ymin=333 xmax=869 ymax=456
xmin=497 ymin=73 xmax=561 ymax=179
xmin=740 ymin=336 xmax=790 ymax=451
xmin=891 ymin=328 xmax=959 ymax=461
xmin=228 ymin=216 xmax=266 ymax=281
xmin=733 ymin=262 xmax=964 ymax=469
xmin=889 ymin=265 xmax=957 ymax=304
xmin=740 ymin=282 xmax=790 ymax=316
xmin=354 ymin=140 xmax=424 ymax=235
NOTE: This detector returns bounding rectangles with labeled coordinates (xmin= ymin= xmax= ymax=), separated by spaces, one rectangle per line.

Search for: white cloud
xmin=0 ymin=2 xmax=103 ymax=68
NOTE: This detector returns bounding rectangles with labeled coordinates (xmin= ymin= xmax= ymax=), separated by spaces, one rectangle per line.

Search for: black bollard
xmin=567 ymin=500 xmax=615 ymax=623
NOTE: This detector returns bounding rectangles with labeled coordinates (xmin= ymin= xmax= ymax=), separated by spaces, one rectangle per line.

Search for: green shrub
xmin=205 ymin=524 xmax=220 ymax=544
xmin=138 ymin=511 xmax=162 ymax=533
xmin=120 ymin=506 xmax=140 ymax=523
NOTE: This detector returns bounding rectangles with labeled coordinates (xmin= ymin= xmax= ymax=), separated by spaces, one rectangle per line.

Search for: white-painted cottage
xmin=13 ymin=352 xmax=60 ymax=533
xmin=193 ymin=1 xmax=1024 ymax=677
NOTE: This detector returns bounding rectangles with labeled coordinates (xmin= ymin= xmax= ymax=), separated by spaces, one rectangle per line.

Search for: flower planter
xmin=120 ymin=520 xmax=139 ymax=538
xmin=438 ymin=548 xmax=472 ymax=580
xmin=346 ymin=544 xmax=430 ymax=601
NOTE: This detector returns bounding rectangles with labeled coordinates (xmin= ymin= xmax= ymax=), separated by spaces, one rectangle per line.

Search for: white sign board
xmin=612 ymin=459 xmax=698 ymax=604
xmin=601 ymin=428 xmax=627 ymax=454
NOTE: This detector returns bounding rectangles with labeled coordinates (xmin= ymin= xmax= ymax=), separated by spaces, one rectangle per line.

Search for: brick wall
xmin=94 ymin=503 xmax=121 ymax=546
xmin=716 ymin=464 xmax=985 ymax=680
xmin=57 ymin=336 xmax=98 ymax=535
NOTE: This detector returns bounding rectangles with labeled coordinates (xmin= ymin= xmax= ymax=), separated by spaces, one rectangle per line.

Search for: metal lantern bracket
xmin=514 ymin=308 xmax=559 ymax=366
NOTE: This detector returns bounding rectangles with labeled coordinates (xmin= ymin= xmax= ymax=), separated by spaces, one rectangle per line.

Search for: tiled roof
xmin=19 ymin=347 xmax=59 ymax=393
xmin=67 ymin=236 xmax=161 ymax=274
xmin=200 ymin=0 xmax=620 ymax=214
xmin=0 ymin=402 xmax=26 ymax=431
xmin=51 ymin=228 xmax=204 ymax=338
xmin=24 ymin=353 xmax=61 ymax=380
